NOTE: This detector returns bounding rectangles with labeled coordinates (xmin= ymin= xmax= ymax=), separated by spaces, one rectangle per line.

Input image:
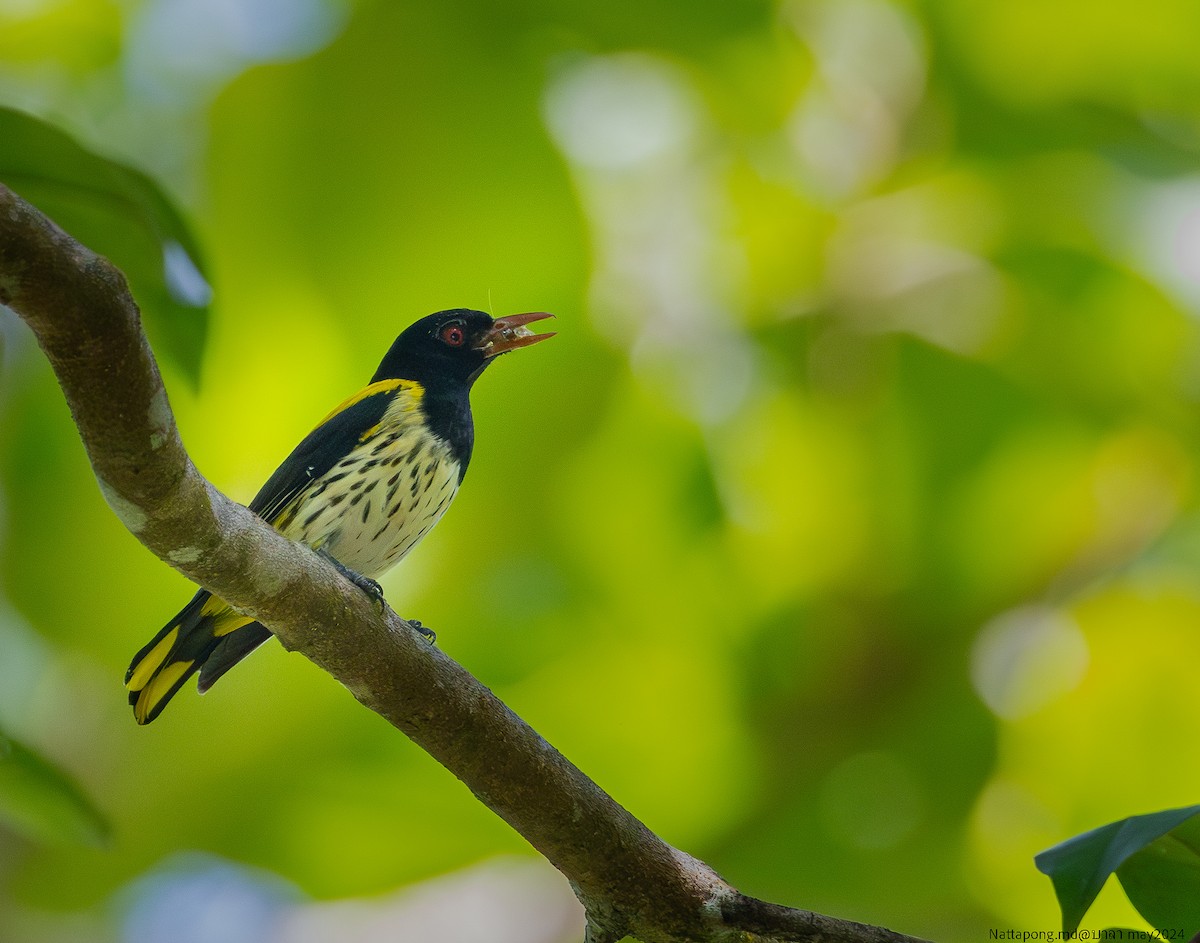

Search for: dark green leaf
xmin=0 ymin=106 xmax=209 ymax=385
xmin=1036 ymin=806 xmax=1200 ymax=933
xmin=0 ymin=730 xmax=109 ymax=847
xmin=1116 ymin=814 xmax=1200 ymax=935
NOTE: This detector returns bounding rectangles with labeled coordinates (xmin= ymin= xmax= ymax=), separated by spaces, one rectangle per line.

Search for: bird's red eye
xmin=441 ymin=324 xmax=466 ymax=347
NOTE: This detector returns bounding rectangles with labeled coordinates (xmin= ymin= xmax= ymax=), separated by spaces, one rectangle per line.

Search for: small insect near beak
xmin=477 ymin=312 xmax=557 ymax=357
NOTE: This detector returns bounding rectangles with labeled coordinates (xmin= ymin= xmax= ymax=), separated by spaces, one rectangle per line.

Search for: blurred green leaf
xmin=1116 ymin=814 xmax=1200 ymax=935
xmin=0 ymin=106 xmax=209 ymax=385
xmin=1036 ymin=806 xmax=1200 ymax=932
xmin=0 ymin=730 xmax=108 ymax=848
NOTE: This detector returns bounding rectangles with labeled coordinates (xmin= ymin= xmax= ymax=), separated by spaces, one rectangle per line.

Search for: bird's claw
xmin=407 ymin=619 xmax=436 ymax=645
xmin=355 ymin=575 xmax=385 ymax=611
xmin=319 ymin=548 xmax=385 ymax=611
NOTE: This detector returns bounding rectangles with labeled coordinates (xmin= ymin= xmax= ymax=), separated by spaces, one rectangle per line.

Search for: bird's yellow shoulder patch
xmin=314 ymin=378 xmax=423 ymax=430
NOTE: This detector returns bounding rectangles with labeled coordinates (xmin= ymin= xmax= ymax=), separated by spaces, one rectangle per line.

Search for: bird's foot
xmin=319 ymin=548 xmax=384 ymax=611
xmin=407 ymin=619 xmax=437 ymax=645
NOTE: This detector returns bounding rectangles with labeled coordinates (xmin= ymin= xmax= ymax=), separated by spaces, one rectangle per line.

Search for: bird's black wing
xmin=249 ymin=378 xmax=421 ymax=524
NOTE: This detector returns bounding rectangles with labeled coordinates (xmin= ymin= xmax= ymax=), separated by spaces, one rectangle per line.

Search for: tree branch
xmin=0 ymin=181 xmax=931 ymax=943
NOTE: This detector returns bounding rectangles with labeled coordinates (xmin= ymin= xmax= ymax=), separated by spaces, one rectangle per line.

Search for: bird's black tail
xmin=197 ymin=622 xmax=272 ymax=694
xmin=126 ymin=589 xmax=266 ymax=724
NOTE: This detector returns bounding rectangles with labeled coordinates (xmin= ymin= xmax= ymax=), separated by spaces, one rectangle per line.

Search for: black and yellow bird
xmin=126 ymin=308 xmax=555 ymax=724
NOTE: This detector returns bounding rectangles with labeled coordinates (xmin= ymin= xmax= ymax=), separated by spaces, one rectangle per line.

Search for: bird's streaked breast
xmin=274 ymin=393 xmax=461 ymax=579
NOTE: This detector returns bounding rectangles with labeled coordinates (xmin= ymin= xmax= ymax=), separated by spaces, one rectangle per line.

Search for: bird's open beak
xmin=477 ymin=312 xmax=556 ymax=358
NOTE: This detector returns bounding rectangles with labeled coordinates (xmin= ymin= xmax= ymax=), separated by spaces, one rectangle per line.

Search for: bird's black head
xmin=371 ymin=309 xmax=555 ymax=390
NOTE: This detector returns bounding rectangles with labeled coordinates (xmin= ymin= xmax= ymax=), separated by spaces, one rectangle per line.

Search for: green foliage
xmin=0 ymin=107 xmax=209 ymax=384
xmin=3 ymin=0 xmax=1200 ymax=939
xmin=0 ymin=730 xmax=108 ymax=848
xmin=1118 ymin=816 xmax=1200 ymax=935
xmin=1037 ymin=807 xmax=1200 ymax=934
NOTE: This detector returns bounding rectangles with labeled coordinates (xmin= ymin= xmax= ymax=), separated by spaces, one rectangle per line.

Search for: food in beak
xmin=479 ymin=311 xmax=557 ymax=357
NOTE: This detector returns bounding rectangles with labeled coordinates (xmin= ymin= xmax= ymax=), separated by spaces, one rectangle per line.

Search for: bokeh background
xmin=3 ymin=0 xmax=1200 ymax=940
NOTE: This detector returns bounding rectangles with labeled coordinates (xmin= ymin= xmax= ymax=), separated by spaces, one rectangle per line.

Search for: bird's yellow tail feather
xmin=125 ymin=626 xmax=179 ymax=693
xmin=126 ymin=591 xmax=255 ymax=725
xmin=133 ymin=659 xmax=194 ymax=724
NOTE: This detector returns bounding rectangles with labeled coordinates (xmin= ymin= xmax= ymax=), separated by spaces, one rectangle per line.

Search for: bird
xmin=125 ymin=308 xmax=555 ymax=724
